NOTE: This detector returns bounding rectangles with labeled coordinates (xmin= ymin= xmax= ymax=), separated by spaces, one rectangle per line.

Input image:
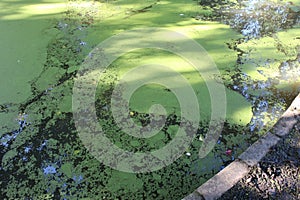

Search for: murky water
xmin=0 ymin=0 xmax=299 ymax=199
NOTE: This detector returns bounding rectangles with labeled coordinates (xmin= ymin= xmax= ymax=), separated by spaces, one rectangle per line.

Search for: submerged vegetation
xmin=0 ymin=0 xmax=299 ymax=199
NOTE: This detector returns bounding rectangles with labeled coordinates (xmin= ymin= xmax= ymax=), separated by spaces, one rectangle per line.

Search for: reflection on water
xmin=224 ymin=50 xmax=299 ymax=134
xmin=221 ymin=0 xmax=299 ymax=134
xmin=222 ymin=0 xmax=299 ymax=39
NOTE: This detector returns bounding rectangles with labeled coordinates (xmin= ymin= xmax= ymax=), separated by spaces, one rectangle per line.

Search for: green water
xmin=0 ymin=0 xmax=299 ymax=199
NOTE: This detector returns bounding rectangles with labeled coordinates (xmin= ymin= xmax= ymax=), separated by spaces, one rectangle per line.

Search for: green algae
xmin=0 ymin=0 xmax=65 ymax=134
xmin=237 ymin=28 xmax=299 ymax=79
xmin=0 ymin=0 xmax=65 ymax=104
xmin=0 ymin=0 xmax=299 ymax=199
xmin=87 ymin=4 xmax=253 ymax=124
xmin=0 ymin=12 xmax=229 ymax=200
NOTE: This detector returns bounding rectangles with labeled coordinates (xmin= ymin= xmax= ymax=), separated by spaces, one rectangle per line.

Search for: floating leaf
xmin=61 ymin=163 xmax=73 ymax=178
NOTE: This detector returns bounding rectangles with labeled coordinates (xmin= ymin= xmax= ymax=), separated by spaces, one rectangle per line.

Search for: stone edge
xmin=182 ymin=94 xmax=300 ymax=200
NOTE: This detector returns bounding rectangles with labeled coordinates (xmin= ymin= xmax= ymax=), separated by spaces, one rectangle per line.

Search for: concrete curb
xmin=182 ymin=93 xmax=300 ymax=200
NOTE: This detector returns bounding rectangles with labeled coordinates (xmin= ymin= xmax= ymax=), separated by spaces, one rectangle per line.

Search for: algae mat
xmin=86 ymin=0 xmax=252 ymax=125
xmin=0 ymin=0 xmax=66 ymax=132
xmin=1 ymin=0 xmax=298 ymax=199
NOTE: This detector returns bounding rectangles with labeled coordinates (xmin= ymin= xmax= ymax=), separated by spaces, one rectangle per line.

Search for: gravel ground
xmin=220 ymin=122 xmax=300 ymax=200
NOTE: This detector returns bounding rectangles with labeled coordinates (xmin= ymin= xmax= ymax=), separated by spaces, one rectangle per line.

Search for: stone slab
xmin=182 ymin=192 xmax=204 ymax=200
xmin=238 ymin=132 xmax=280 ymax=166
xmin=196 ymin=161 xmax=249 ymax=200
xmin=272 ymin=94 xmax=300 ymax=137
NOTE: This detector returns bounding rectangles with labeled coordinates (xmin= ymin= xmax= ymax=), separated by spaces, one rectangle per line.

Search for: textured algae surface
xmin=0 ymin=0 xmax=299 ymax=199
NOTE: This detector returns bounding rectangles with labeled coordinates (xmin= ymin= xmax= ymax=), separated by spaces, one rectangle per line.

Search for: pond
xmin=0 ymin=0 xmax=299 ymax=199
